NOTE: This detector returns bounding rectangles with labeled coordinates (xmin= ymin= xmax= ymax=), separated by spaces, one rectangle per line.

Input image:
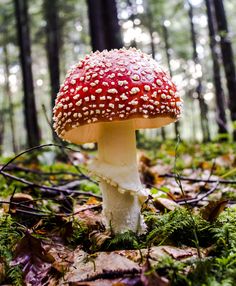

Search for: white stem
xmin=90 ymin=120 xmax=147 ymax=233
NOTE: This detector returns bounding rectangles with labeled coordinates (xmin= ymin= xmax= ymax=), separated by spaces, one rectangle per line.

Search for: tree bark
xmin=14 ymin=0 xmax=41 ymax=147
xmin=188 ymin=1 xmax=210 ymax=142
xmin=3 ymin=41 xmax=17 ymax=153
xmin=43 ymin=0 xmax=60 ymax=110
xmin=43 ymin=0 xmax=60 ymax=140
xmin=87 ymin=0 xmax=123 ymax=51
xmin=102 ymin=0 xmax=123 ymax=50
xmin=162 ymin=21 xmax=179 ymax=138
xmin=205 ymin=0 xmax=228 ymax=135
xmin=86 ymin=0 xmax=107 ymax=51
xmin=0 ymin=111 xmax=4 ymax=156
xmin=213 ymin=0 xmax=236 ymax=140
xmin=126 ymin=0 xmax=137 ymax=48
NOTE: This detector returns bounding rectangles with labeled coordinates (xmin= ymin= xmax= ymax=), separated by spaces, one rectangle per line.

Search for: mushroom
xmin=53 ymin=48 xmax=183 ymax=234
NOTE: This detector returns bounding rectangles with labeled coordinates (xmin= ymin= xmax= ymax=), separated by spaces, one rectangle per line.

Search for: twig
xmin=174 ymin=135 xmax=201 ymax=259
xmin=0 ymin=143 xmax=98 ymax=185
xmin=0 ymin=143 xmax=79 ymax=172
xmin=160 ymin=173 xmax=236 ymax=184
xmin=178 ymin=182 xmax=220 ymax=205
xmin=0 ymin=200 xmax=50 ymax=214
xmin=0 ymin=170 xmax=102 ymax=199
xmin=1 ymin=164 xmax=81 ymax=177
xmin=80 ymin=269 xmax=140 ymax=282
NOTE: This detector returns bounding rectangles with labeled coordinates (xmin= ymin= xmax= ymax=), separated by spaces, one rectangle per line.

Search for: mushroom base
xmin=100 ymin=179 xmax=146 ymax=233
xmin=89 ymin=120 xmax=148 ymax=234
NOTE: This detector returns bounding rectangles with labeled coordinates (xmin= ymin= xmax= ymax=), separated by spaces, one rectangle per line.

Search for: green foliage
xmin=151 ymin=207 xmax=236 ymax=285
xmin=0 ymin=215 xmax=24 ymax=285
xmin=155 ymin=256 xmax=189 ymax=285
xmin=79 ymin=180 xmax=100 ymax=194
xmin=144 ymin=208 xmax=212 ymax=247
xmin=213 ymin=207 xmax=236 ymax=252
xmin=105 ymin=231 xmax=139 ymax=251
xmin=67 ymin=219 xmax=89 ymax=248
xmin=7 ymin=265 xmax=24 ymax=286
xmin=0 ymin=215 xmax=23 ymax=262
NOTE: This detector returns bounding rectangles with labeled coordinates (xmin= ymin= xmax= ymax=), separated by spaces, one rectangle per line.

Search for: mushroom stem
xmin=93 ymin=120 xmax=146 ymax=233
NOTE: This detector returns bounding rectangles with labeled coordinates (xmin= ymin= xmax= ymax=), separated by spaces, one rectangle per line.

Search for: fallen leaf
xmin=200 ymin=199 xmax=228 ymax=222
xmin=86 ymin=197 xmax=101 ymax=205
xmin=139 ymin=153 xmax=152 ymax=167
xmin=89 ymin=230 xmax=111 ymax=248
xmin=61 ymin=249 xmax=140 ymax=283
xmin=141 ymin=259 xmax=169 ymax=286
xmin=153 ymin=198 xmax=180 ymax=212
xmin=0 ymin=258 xmax=6 ymax=284
xmin=75 ymin=209 xmax=104 ymax=229
xmin=11 ymin=231 xmax=54 ymax=286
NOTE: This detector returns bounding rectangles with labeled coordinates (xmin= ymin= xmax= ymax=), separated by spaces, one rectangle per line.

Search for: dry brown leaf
xmin=200 ymin=199 xmax=228 ymax=222
xmin=153 ymin=197 xmax=181 ymax=212
xmin=0 ymin=259 xmax=6 ymax=284
xmin=60 ymin=249 xmax=140 ymax=284
xmin=86 ymin=197 xmax=101 ymax=205
xmin=75 ymin=209 xmax=103 ymax=229
xmin=10 ymin=231 xmax=55 ymax=286
xmin=141 ymin=259 xmax=170 ymax=286
xmin=89 ymin=230 xmax=111 ymax=247
xmin=139 ymin=153 xmax=152 ymax=167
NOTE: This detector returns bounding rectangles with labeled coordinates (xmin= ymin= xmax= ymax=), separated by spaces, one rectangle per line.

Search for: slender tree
xmin=0 ymin=106 xmax=5 ymax=155
xmin=14 ymin=0 xmax=41 ymax=147
xmin=205 ymin=0 xmax=228 ymax=135
xmin=3 ymin=41 xmax=17 ymax=153
xmin=213 ymin=0 xmax=236 ymax=140
xmin=87 ymin=0 xmax=123 ymax=51
xmin=43 ymin=0 xmax=60 ymax=141
xmin=43 ymin=0 xmax=60 ymax=110
xmin=1 ymin=10 xmax=17 ymax=153
xmin=162 ymin=20 xmax=179 ymax=137
xmin=143 ymin=2 xmax=166 ymax=140
xmin=126 ymin=0 xmax=137 ymax=48
xmin=103 ymin=0 xmax=123 ymax=49
xmin=86 ymin=0 xmax=107 ymax=51
xmin=188 ymin=1 xmax=210 ymax=142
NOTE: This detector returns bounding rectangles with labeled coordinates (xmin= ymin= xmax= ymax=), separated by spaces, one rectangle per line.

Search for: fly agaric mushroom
xmin=53 ymin=48 xmax=183 ymax=234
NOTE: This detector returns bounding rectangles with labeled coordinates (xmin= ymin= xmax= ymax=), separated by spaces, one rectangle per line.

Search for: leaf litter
xmin=0 ymin=141 xmax=236 ymax=285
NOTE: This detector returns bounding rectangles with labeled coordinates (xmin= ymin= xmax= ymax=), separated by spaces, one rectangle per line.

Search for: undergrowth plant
xmin=0 ymin=215 xmax=24 ymax=285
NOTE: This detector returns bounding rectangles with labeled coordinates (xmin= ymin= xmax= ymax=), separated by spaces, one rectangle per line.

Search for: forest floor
xmin=0 ymin=139 xmax=236 ymax=286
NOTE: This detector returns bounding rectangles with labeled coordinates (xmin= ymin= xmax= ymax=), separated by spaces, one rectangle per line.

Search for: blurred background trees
xmin=0 ymin=0 xmax=236 ymax=154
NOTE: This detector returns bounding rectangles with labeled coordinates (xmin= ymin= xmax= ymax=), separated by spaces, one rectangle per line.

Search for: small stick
xmin=160 ymin=173 xmax=236 ymax=184
xmin=0 ymin=170 xmax=102 ymax=199
xmin=178 ymin=182 xmax=219 ymax=205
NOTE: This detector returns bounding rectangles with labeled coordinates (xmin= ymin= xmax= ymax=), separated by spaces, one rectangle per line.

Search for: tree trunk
xmin=162 ymin=21 xmax=179 ymax=138
xmin=144 ymin=4 xmax=166 ymax=140
xmin=14 ymin=0 xmax=41 ymax=147
xmin=205 ymin=0 xmax=228 ymax=135
xmin=188 ymin=1 xmax=210 ymax=142
xmin=43 ymin=0 xmax=60 ymax=110
xmin=86 ymin=0 xmax=107 ymax=51
xmin=87 ymin=0 xmax=123 ymax=51
xmin=3 ymin=42 xmax=17 ymax=153
xmin=43 ymin=0 xmax=60 ymax=140
xmin=0 ymin=111 xmax=4 ymax=156
xmin=213 ymin=0 xmax=236 ymax=140
xmin=126 ymin=0 xmax=137 ymax=48
xmin=102 ymin=0 xmax=123 ymax=50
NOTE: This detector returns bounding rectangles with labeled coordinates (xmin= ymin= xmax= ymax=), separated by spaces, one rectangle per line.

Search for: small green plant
xmin=0 ymin=215 xmax=24 ymax=284
xmin=144 ymin=208 xmax=212 ymax=247
xmin=105 ymin=230 xmax=140 ymax=251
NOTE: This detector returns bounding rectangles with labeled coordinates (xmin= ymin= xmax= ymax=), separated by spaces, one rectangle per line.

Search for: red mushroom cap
xmin=53 ymin=48 xmax=183 ymax=143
